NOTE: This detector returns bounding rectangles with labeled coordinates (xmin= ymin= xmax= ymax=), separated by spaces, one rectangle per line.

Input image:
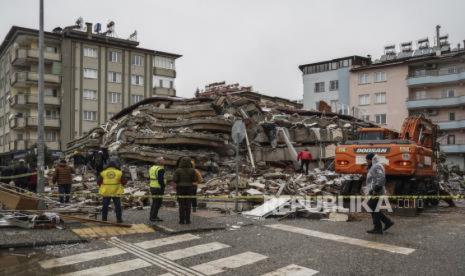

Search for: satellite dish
xmin=231 ymin=120 xmax=246 ymax=144
xmin=129 ymin=30 xmax=137 ymax=41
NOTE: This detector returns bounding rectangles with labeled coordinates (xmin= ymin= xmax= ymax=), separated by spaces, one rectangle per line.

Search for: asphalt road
xmin=2 ymin=205 xmax=465 ymax=276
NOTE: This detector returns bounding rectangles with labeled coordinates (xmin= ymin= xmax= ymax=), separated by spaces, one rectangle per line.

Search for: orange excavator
xmin=335 ymin=115 xmax=440 ymax=203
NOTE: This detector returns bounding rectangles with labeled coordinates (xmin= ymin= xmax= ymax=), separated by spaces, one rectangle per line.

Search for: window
xmin=83 ymin=111 xmax=97 ymax=121
xmin=109 ymin=51 xmax=121 ymax=63
xmin=414 ymin=90 xmax=426 ymax=100
xmin=358 ymin=73 xmax=370 ymax=84
xmin=413 ymin=69 xmax=426 ymax=77
xmin=448 ymin=67 xmax=458 ymax=74
xmin=441 ymin=89 xmax=455 ymax=98
xmin=132 ymin=55 xmax=143 ymax=66
xmin=342 ymin=59 xmax=349 ymax=67
xmin=447 ymin=135 xmax=455 ymax=145
xmin=331 ymin=62 xmax=338 ymax=70
xmin=329 ymin=80 xmax=338 ymax=91
xmin=84 ymin=47 xmax=97 ymax=58
xmin=169 ymin=81 xmax=174 ymax=89
xmin=159 ymin=79 xmax=163 ymax=88
xmin=131 ymin=75 xmax=144 ymax=86
xmin=45 ymin=88 xmax=58 ymax=97
xmin=45 ymin=109 xmax=59 ymax=119
xmin=83 ymin=89 xmax=97 ymax=100
xmin=131 ymin=94 xmax=143 ymax=104
xmin=83 ymin=68 xmax=98 ymax=79
xmin=45 ymin=46 xmax=57 ymax=53
xmin=449 ymin=112 xmax=455 ymax=121
xmin=108 ymin=72 xmax=122 ymax=83
xmin=109 ymin=92 xmax=122 ymax=104
xmin=375 ymin=92 xmax=386 ymax=104
xmin=45 ymin=131 xmax=57 ymax=142
xmin=361 ymin=115 xmax=370 ymax=121
xmin=375 ymin=114 xmax=387 ymax=124
xmin=359 ymin=94 xmax=370 ymax=106
xmin=314 ymin=82 xmax=325 ymax=92
xmin=153 ymin=56 xmax=175 ymax=70
xmin=374 ymin=71 xmax=386 ymax=82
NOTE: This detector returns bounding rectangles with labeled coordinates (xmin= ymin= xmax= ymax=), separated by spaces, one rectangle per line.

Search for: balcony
xmin=9 ymin=140 xmax=60 ymax=151
xmin=437 ymin=119 xmax=465 ymax=130
xmin=153 ymin=67 xmax=176 ymax=78
xmin=10 ymin=72 xmax=61 ymax=87
xmin=440 ymin=144 xmax=465 ymax=154
xmin=11 ymin=48 xmax=61 ymax=65
xmin=9 ymin=117 xmax=60 ymax=129
xmin=9 ymin=94 xmax=61 ymax=107
xmin=407 ymin=68 xmax=465 ymax=87
xmin=406 ymin=95 xmax=465 ymax=109
xmin=153 ymin=87 xmax=176 ymax=97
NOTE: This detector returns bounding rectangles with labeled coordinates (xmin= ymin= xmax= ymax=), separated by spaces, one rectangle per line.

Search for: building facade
xmin=299 ymin=56 xmax=370 ymax=113
xmin=0 ymin=24 xmax=181 ymax=162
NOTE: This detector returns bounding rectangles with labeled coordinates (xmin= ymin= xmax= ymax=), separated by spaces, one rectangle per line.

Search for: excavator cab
xmin=358 ymin=128 xmax=399 ymax=141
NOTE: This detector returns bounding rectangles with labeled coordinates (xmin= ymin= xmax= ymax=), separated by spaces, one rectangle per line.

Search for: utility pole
xmin=37 ymin=0 xmax=45 ymax=194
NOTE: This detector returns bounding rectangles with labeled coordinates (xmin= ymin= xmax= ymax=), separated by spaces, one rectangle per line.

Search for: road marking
xmin=59 ymin=258 xmax=151 ymax=276
xmin=191 ymin=252 xmax=268 ymax=275
xmin=266 ymin=224 xmax=415 ymax=255
xmin=39 ymin=234 xmax=200 ymax=269
xmin=108 ymin=237 xmax=204 ymax=276
xmin=39 ymin=248 xmax=125 ymax=269
xmin=160 ymin=242 xmax=230 ymax=260
xmin=261 ymin=264 xmax=319 ymax=276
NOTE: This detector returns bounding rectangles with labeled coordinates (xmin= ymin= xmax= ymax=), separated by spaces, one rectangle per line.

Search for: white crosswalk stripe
xmin=59 ymin=258 xmax=151 ymax=276
xmin=159 ymin=242 xmax=230 ymax=260
xmin=39 ymin=234 xmax=200 ymax=269
xmin=159 ymin=252 xmax=268 ymax=276
xmin=266 ymin=224 xmax=416 ymax=255
xmin=261 ymin=264 xmax=319 ymax=276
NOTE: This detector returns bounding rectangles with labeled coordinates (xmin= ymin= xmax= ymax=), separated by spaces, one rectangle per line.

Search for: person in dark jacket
xmin=365 ymin=153 xmax=394 ymax=234
xmin=73 ymin=151 xmax=87 ymax=174
xmin=14 ymin=159 xmax=30 ymax=190
xmin=92 ymin=150 xmax=106 ymax=178
xmin=173 ymin=156 xmax=196 ymax=224
xmin=53 ymin=159 xmax=75 ymax=203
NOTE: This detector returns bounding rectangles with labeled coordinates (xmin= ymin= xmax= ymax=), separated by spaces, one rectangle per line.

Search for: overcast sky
xmin=1 ymin=0 xmax=465 ymax=99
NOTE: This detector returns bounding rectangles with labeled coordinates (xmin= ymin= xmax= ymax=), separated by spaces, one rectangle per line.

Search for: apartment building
xmin=299 ymin=56 xmax=370 ymax=113
xmin=0 ymin=23 xmax=181 ymax=162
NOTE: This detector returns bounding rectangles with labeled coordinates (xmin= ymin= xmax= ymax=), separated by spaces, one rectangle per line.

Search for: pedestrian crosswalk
xmin=39 ymin=233 xmax=320 ymax=276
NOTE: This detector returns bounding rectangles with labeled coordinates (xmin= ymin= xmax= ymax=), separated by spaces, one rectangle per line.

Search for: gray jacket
xmin=366 ymin=155 xmax=386 ymax=195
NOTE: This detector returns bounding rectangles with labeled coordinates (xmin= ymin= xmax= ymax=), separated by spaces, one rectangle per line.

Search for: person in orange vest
xmin=297 ymin=148 xmax=313 ymax=175
xmin=97 ymin=161 xmax=127 ymax=223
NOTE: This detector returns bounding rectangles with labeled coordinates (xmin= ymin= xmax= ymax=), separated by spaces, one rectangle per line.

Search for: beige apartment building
xmin=349 ymin=33 xmax=465 ymax=168
xmin=0 ymin=24 xmax=181 ymax=162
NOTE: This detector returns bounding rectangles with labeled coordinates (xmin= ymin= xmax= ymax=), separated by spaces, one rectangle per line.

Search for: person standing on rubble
xmin=73 ymin=150 xmax=86 ymax=174
xmin=92 ymin=150 xmax=106 ymax=178
xmin=97 ymin=161 xmax=126 ymax=223
xmin=53 ymin=159 xmax=75 ymax=204
xmin=365 ymin=153 xmax=394 ymax=234
xmin=297 ymin=148 xmax=312 ymax=175
xmin=191 ymin=160 xmax=203 ymax=212
xmin=149 ymin=157 xmax=165 ymax=222
xmin=173 ymin=156 xmax=196 ymax=224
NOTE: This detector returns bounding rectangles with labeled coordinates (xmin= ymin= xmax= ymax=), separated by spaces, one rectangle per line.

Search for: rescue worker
xmin=53 ymin=159 xmax=75 ymax=203
xmin=97 ymin=161 xmax=126 ymax=223
xmin=365 ymin=153 xmax=394 ymax=234
xmin=297 ymin=148 xmax=312 ymax=175
xmin=173 ymin=156 xmax=196 ymax=224
xmin=191 ymin=160 xmax=204 ymax=212
xmin=149 ymin=157 xmax=165 ymax=222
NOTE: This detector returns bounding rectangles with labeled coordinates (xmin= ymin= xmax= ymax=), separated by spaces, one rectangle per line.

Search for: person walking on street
xmin=191 ymin=160 xmax=203 ymax=212
xmin=149 ymin=157 xmax=165 ymax=222
xmin=297 ymin=149 xmax=312 ymax=175
xmin=97 ymin=161 xmax=126 ymax=223
xmin=173 ymin=156 xmax=196 ymax=224
xmin=365 ymin=153 xmax=394 ymax=234
xmin=53 ymin=159 xmax=75 ymax=204
xmin=14 ymin=159 xmax=30 ymax=190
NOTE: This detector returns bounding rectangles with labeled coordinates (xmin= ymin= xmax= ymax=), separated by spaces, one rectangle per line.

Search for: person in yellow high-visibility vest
xmin=97 ymin=161 xmax=127 ymax=223
xmin=149 ymin=157 xmax=165 ymax=222
xmin=191 ymin=160 xmax=203 ymax=212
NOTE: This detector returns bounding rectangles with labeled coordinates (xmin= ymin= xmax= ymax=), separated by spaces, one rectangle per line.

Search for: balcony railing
xmin=437 ymin=119 xmax=465 ymax=130
xmin=10 ymin=72 xmax=61 ymax=87
xmin=11 ymin=48 xmax=61 ymax=64
xmin=439 ymin=137 xmax=465 ymax=154
xmin=406 ymin=95 xmax=465 ymax=109
xmin=10 ymin=94 xmax=60 ymax=107
xmin=407 ymin=68 xmax=465 ymax=86
xmin=9 ymin=117 xmax=60 ymax=129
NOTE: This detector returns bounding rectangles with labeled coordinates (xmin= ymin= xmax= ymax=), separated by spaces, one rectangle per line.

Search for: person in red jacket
xmin=297 ymin=149 xmax=312 ymax=175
